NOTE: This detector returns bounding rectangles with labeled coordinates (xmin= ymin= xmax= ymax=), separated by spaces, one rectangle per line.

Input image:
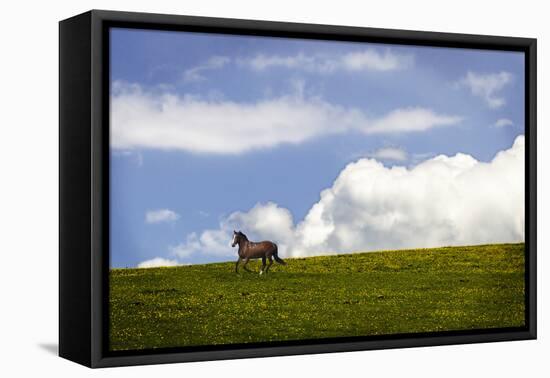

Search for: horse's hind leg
xmin=265 ymin=256 xmax=274 ymax=273
xmin=242 ymin=258 xmax=252 ymax=273
xmin=260 ymin=256 xmax=266 ymax=275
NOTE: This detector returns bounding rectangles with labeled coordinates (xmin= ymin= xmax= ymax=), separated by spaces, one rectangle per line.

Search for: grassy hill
xmin=109 ymin=243 xmax=525 ymax=351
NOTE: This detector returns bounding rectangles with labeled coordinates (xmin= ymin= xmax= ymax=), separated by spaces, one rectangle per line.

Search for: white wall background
xmin=0 ymin=0 xmax=546 ymax=376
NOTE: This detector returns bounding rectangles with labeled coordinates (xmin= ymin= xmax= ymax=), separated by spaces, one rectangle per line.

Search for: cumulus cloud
xmin=494 ymin=118 xmax=514 ymax=128
xmin=171 ymin=202 xmax=295 ymax=259
xmin=172 ymin=135 xmax=524 ymax=260
xmin=367 ymin=147 xmax=408 ymax=161
xmin=170 ymin=230 xmax=231 ymax=258
xmin=456 ymin=71 xmax=513 ymax=108
xmin=241 ymin=49 xmax=413 ymax=73
xmin=183 ymin=56 xmax=231 ymax=83
xmin=111 ymin=82 xmax=461 ymax=154
xmin=137 ymin=257 xmax=180 ymax=268
xmin=145 ymin=209 xmax=180 ymax=224
xmin=290 ymin=135 xmax=524 ymax=256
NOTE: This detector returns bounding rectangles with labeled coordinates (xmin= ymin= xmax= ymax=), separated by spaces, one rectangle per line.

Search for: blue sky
xmin=109 ymin=27 xmax=525 ymax=268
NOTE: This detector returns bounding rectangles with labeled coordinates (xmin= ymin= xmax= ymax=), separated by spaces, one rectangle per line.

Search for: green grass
xmin=109 ymin=243 xmax=525 ymax=351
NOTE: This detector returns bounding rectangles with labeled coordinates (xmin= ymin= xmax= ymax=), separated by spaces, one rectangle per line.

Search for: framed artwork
xmin=59 ymin=10 xmax=536 ymax=368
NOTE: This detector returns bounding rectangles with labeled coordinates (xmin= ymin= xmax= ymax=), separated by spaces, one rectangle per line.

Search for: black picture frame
xmin=59 ymin=9 xmax=537 ymax=368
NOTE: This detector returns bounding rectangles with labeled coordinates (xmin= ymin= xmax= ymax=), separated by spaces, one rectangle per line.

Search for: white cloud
xmin=367 ymin=108 xmax=462 ymax=134
xmin=341 ymin=50 xmax=413 ymax=72
xmin=171 ymin=202 xmax=295 ymax=259
xmin=494 ymin=118 xmax=514 ymax=128
xmin=170 ymin=236 xmax=201 ymax=259
xmin=170 ymin=229 xmax=232 ymax=258
xmin=183 ymin=56 xmax=231 ymax=83
xmin=179 ymin=49 xmax=411 ymax=83
xmin=145 ymin=209 xmax=180 ymax=224
xmin=241 ymin=49 xmax=412 ymax=73
xmin=244 ymin=53 xmax=312 ymax=71
xmin=137 ymin=257 xmax=180 ymax=268
xmin=111 ymin=82 xmax=461 ymax=154
xmin=172 ymin=135 xmax=524 ymax=260
xmin=226 ymin=202 xmax=296 ymax=248
xmin=290 ymin=135 xmax=524 ymax=256
xmin=367 ymin=147 xmax=408 ymax=161
xmin=456 ymin=71 xmax=513 ymax=108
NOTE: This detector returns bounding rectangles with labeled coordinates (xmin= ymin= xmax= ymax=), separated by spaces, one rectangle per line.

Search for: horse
xmin=231 ymin=230 xmax=286 ymax=274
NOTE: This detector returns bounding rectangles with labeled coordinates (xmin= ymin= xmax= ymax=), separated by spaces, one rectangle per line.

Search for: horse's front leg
xmin=235 ymin=257 xmax=241 ymax=273
xmin=242 ymin=258 xmax=252 ymax=272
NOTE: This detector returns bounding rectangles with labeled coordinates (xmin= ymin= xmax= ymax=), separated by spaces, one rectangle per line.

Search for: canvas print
xmin=109 ymin=27 xmax=525 ymax=352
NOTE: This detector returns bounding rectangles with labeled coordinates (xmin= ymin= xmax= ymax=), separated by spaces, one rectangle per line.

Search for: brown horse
xmin=232 ymin=231 xmax=286 ymax=274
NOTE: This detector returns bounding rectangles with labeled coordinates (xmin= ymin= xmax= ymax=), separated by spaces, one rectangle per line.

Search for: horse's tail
xmin=273 ymin=245 xmax=286 ymax=265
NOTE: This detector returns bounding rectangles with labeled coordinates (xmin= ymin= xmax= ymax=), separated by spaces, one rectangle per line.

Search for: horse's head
xmin=231 ymin=230 xmax=247 ymax=247
xmin=231 ymin=231 xmax=239 ymax=247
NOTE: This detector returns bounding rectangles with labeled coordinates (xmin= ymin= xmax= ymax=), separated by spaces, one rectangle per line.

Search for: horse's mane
xmin=237 ymin=231 xmax=248 ymax=241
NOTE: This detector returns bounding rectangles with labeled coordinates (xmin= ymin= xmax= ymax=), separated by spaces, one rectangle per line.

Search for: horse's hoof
xmin=259 ymin=270 xmax=263 ymax=275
